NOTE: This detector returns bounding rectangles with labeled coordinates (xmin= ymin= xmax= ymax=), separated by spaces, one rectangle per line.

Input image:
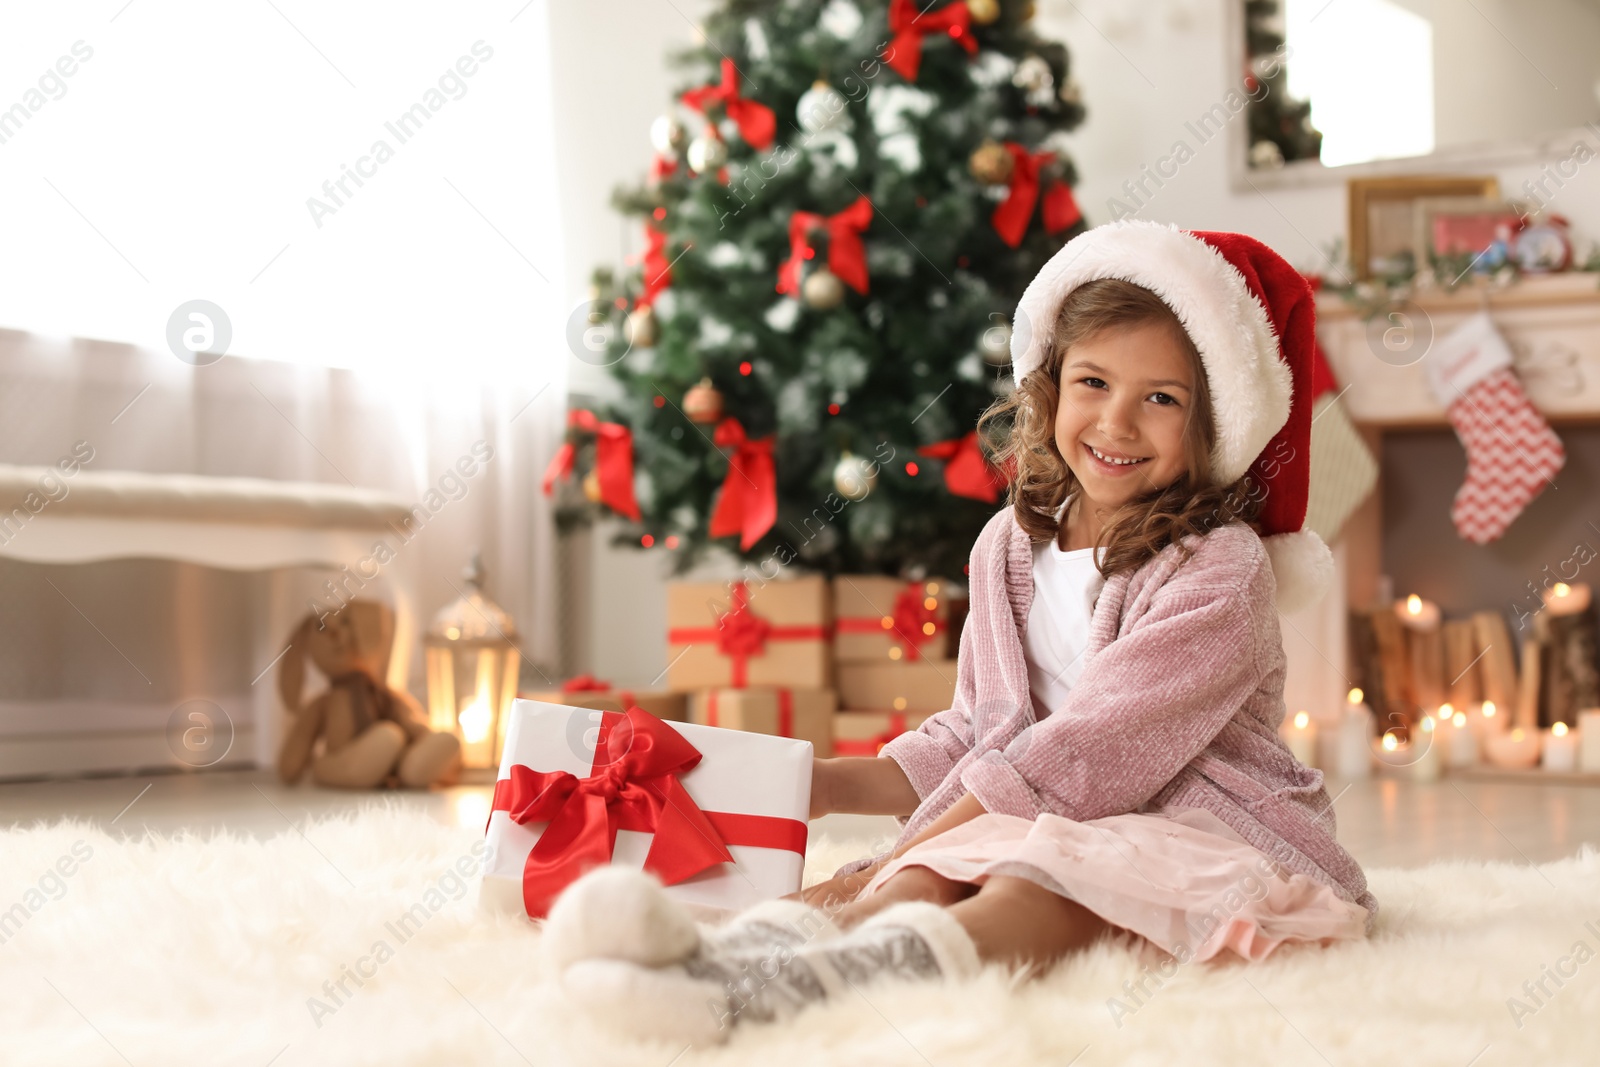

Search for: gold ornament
xmin=980 ymin=321 xmax=1013 ymax=365
xmin=833 ymin=451 xmax=878 ymax=501
xmin=686 ymin=132 xmax=728 ymax=173
xmin=802 ymin=268 xmax=846 ymax=310
xmin=968 ymin=140 xmax=1013 ymax=185
xmin=625 ymin=305 xmax=659 ymax=347
xmin=967 ymin=0 xmax=1001 ymax=24
xmin=683 ymin=377 xmax=725 ymax=424
xmin=1020 ymin=0 xmax=1036 ymax=19
xmin=649 ymin=114 xmax=688 ymax=155
xmin=582 ymin=468 xmax=603 ymax=503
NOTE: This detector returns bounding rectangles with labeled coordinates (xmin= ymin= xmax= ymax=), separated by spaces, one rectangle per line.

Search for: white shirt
xmin=1023 ymin=501 xmax=1106 ymax=721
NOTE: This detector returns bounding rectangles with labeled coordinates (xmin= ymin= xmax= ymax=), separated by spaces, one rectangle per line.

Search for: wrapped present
xmin=688 ymin=686 xmax=836 ymax=758
xmin=838 ymin=661 xmax=956 ymax=713
xmin=521 ymin=673 xmax=687 ymax=722
xmin=833 ymin=576 xmax=953 ymax=663
xmin=833 ymin=709 xmax=934 ymax=756
xmin=480 ymin=699 xmax=811 ymax=919
xmin=667 ymin=576 xmax=832 ymax=690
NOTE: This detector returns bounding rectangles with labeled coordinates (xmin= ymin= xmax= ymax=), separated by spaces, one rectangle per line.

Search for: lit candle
xmin=1474 ymin=699 xmax=1504 ymax=741
xmin=1337 ymin=688 xmax=1374 ymax=780
xmin=1580 ymin=709 xmax=1600 ymax=774
xmin=1542 ymin=582 xmax=1592 ymax=617
xmin=1485 ymin=726 xmax=1541 ymax=769
xmin=1442 ymin=705 xmax=1478 ymax=769
xmin=1395 ymin=593 xmax=1441 ymax=632
xmin=1283 ymin=709 xmax=1318 ymax=766
xmin=1410 ymin=714 xmax=1442 ymax=782
xmin=1542 ymin=722 xmax=1580 ymax=772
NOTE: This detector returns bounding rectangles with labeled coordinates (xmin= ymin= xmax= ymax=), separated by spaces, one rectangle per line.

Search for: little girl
xmin=541 ymin=220 xmax=1378 ymax=1045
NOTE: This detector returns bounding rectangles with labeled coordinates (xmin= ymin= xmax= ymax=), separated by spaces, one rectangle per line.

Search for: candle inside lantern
xmin=1395 ymin=593 xmax=1441 ymax=631
xmin=1485 ymin=726 xmax=1541 ymax=769
xmin=1337 ymin=688 xmax=1374 ymax=779
xmin=1283 ymin=709 xmax=1318 ymax=766
xmin=1542 ymin=581 xmax=1592 ymax=617
xmin=1542 ymin=721 xmax=1580 ymax=772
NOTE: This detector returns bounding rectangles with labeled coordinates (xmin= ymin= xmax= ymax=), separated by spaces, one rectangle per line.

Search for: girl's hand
xmin=801 ymin=862 xmax=882 ymax=910
xmin=809 ymin=758 xmax=835 ymax=820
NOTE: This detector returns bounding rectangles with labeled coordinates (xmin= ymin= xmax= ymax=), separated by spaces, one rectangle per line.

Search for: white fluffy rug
xmin=3 ymin=804 xmax=1598 ymax=1066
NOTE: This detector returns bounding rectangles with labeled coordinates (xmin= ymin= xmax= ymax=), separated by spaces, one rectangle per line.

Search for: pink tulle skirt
xmin=856 ymin=806 xmax=1370 ymax=963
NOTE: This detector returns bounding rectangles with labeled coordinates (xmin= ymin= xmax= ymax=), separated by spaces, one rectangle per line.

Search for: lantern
xmin=424 ymin=551 xmax=521 ymax=776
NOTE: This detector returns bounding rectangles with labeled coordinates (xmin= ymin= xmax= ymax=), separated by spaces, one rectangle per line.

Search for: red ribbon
xmin=540 ymin=410 xmax=642 ymax=521
xmin=917 ymin=432 xmax=1009 ymax=502
xmin=560 ymin=674 xmax=611 ymax=694
xmin=680 ymin=57 xmax=776 ymax=151
xmin=648 ymin=153 xmax=678 ymax=184
xmin=667 ymin=580 xmax=830 ymax=687
xmin=885 ymin=0 xmax=978 ymax=82
xmin=833 ymin=712 xmax=909 ymax=757
xmin=991 ymin=142 xmax=1083 ymax=248
xmin=835 ymin=583 xmax=945 ymax=660
xmin=708 ymin=417 xmax=777 ymax=551
xmin=638 ymin=224 xmax=673 ymax=309
xmin=704 ymin=687 xmax=794 ymax=737
xmin=776 ymin=196 xmax=873 ymax=298
xmin=490 ymin=706 xmax=806 ymax=918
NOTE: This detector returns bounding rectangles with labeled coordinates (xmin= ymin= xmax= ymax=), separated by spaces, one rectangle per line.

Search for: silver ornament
xmin=650 ymin=114 xmax=688 ymax=155
xmin=979 ymin=321 xmax=1013 ymax=365
xmin=686 ymin=132 xmax=728 ymax=173
xmin=833 ymin=451 xmax=878 ymax=500
xmin=1249 ymin=140 xmax=1285 ymax=169
xmin=797 ymin=80 xmax=851 ymax=135
xmin=1013 ymin=55 xmax=1053 ymax=94
xmin=802 ymin=268 xmax=846 ymax=309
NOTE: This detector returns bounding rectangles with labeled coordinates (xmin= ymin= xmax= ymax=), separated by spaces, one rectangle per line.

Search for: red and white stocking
xmin=1425 ymin=312 xmax=1564 ymax=544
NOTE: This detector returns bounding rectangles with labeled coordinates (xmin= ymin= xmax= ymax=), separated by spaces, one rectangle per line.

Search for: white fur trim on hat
xmin=1011 ymin=219 xmax=1294 ymax=486
xmin=1262 ymin=529 xmax=1335 ymax=613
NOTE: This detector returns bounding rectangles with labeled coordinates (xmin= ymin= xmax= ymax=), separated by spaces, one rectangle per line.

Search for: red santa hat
xmin=1009 ymin=219 xmax=1332 ymax=612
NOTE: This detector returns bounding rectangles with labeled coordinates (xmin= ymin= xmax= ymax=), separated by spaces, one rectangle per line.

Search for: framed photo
xmin=1415 ymin=198 xmax=1526 ymax=276
xmin=1347 ymin=176 xmax=1500 ymax=279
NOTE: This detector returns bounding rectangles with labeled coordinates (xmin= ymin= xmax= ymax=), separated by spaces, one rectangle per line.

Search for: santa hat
xmin=1009 ymin=219 xmax=1333 ymax=613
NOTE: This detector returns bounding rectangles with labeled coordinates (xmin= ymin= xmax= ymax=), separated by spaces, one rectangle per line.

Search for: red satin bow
xmin=680 ymin=57 xmax=776 ymax=151
xmin=917 ymin=431 xmax=1009 ymax=503
xmin=990 ymin=142 xmax=1082 ymax=248
xmin=885 ymin=0 xmax=978 ymax=82
xmin=890 ymin=585 xmax=945 ymax=660
xmin=560 ymin=674 xmax=612 ymax=693
xmin=492 ymin=707 xmax=734 ymax=919
xmin=708 ymin=417 xmax=777 ymax=551
xmin=638 ymin=224 xmax=673 ymax=308
xmin=648 ymin=153 xmax=678 ymax=184
xmin=776 ymin=195 xmax=873 ymax=298
xmin=540 ymin=409 xmax=643 ymax=521
xmin=667 ymin=580 xmax=831 ymax=687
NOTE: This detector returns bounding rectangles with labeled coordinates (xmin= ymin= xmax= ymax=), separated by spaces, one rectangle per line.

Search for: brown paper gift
xmin=833 ymin=709 xmax=934 ymax=756
xmin=838 ymin=661 xmax=957 ymax=713
xmin=521 ymin=675 xmax=687 ymax=722
xmin=832 ymin=575 xmax=954 ymax=664
xmin=688 ymin=685 xmax=836 ymax=758
xmin=667 ymin=576 xmax=832 ymax=691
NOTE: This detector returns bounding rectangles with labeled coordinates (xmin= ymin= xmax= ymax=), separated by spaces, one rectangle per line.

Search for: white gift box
xmin=479 ymin=699 xmax=813 ymax=918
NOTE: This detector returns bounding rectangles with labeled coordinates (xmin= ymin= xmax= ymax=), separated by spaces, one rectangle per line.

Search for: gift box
xmin=666 ymin=576 xmax=832 ymax=690
xmin=480 ymin=699 xmax=812 ymax=919
xmin=688 ymin=686 xmax=836 ymax=758
xmin=521 ymin=673 xmax=687 ymax=722
xmin=833 ymin=709 xmax=934 ymax=756
xmin=832 ymin=576 xmax=955 ymax=663
xmin=838 ymin=661 xmax=957 ymax=713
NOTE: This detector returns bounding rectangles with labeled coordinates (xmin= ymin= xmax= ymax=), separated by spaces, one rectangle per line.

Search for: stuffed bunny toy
xmin=276 ymin=600 xmax=461 ymax=789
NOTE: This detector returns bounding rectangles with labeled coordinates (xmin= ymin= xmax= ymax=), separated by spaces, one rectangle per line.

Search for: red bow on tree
xmin=776 ymin=195 xmax=874 ymax=298
xmin=648 ymin=153 xmax=678 ymax=184
xmin=680 ymin=57 xmax=776 ymax=151
xmin=708 ymin=417 xmax=777 ymax=551
xmin=991 ymin=142 xmax=1082 ymax=248
xmin=540 ymin=409 xmax=642 ymax=521
xmin=885 ymin=0 xmax=979 ymax=82
xmin=638 ymin=224 xmax=673 ymax=308
xmin=917 ymin=432 xmax=1010 ymax=502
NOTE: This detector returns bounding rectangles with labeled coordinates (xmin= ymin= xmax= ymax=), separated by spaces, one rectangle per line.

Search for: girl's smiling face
xmin=1054 ymin=320 xmax=1197 ymax=514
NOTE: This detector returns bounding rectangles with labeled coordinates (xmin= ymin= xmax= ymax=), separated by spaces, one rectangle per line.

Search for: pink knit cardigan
xmin=837 ymin=506 xmax=1379 ymax=931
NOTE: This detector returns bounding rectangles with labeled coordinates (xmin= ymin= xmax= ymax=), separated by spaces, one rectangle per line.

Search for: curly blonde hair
xmin=977 ymin=278 xmax=1263 ymax=578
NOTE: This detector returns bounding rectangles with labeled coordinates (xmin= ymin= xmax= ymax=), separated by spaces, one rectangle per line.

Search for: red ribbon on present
xmin=540 ymin=410 xmax=643 ymax=521
xmin=776 ymin=196 xmax=873 ymax=298
xmin=835 ymin=583 xmax=946 ymax=661
xmin=833 ymin=712 xmax=909 ymax=757
xmin=885 ymin=0 xmax=978 ymax=82
xmin=668 ymin=580 xmax=830 ymax=688
xmin=708 ymin=417 xmax=777 ymax=551
xmin=990 ymin=142 xmax=1083 ymax=249
xmin=917 ymin=432 xmax=1009 ymax=502
xmin=490 ymin=706 xmax=807 ymax=919
xmin=703 ymin=687 xmax=794 ymax=737
xmin=560 ymin=674 xmax=611 ymax=693
xmin=638 ymin=224 xmax=673 ymax=309
xmin=681 ymin=57 xmax=776 ymax=151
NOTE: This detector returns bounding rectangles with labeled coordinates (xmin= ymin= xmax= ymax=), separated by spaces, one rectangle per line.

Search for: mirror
xmin=1234 ymin=0 xmax=1600 ymax=184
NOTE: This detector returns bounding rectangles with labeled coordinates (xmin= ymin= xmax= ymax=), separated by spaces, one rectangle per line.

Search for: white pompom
xmin=1261 ymin=529 xmax=1335 ymax=614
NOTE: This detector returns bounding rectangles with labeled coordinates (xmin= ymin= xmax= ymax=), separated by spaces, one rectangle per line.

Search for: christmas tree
xmin=549 ymin=0 xmax=1089 ymax=580
xmin=1243 ymin=0 xmax=1321 ymax=169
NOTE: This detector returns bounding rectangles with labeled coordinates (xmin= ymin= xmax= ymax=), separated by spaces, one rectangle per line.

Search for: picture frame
xmin=1347 ymin=176 xmax=1500 ymax=279
xmin=1414 ymin=198 xmax=1527 ymax=278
